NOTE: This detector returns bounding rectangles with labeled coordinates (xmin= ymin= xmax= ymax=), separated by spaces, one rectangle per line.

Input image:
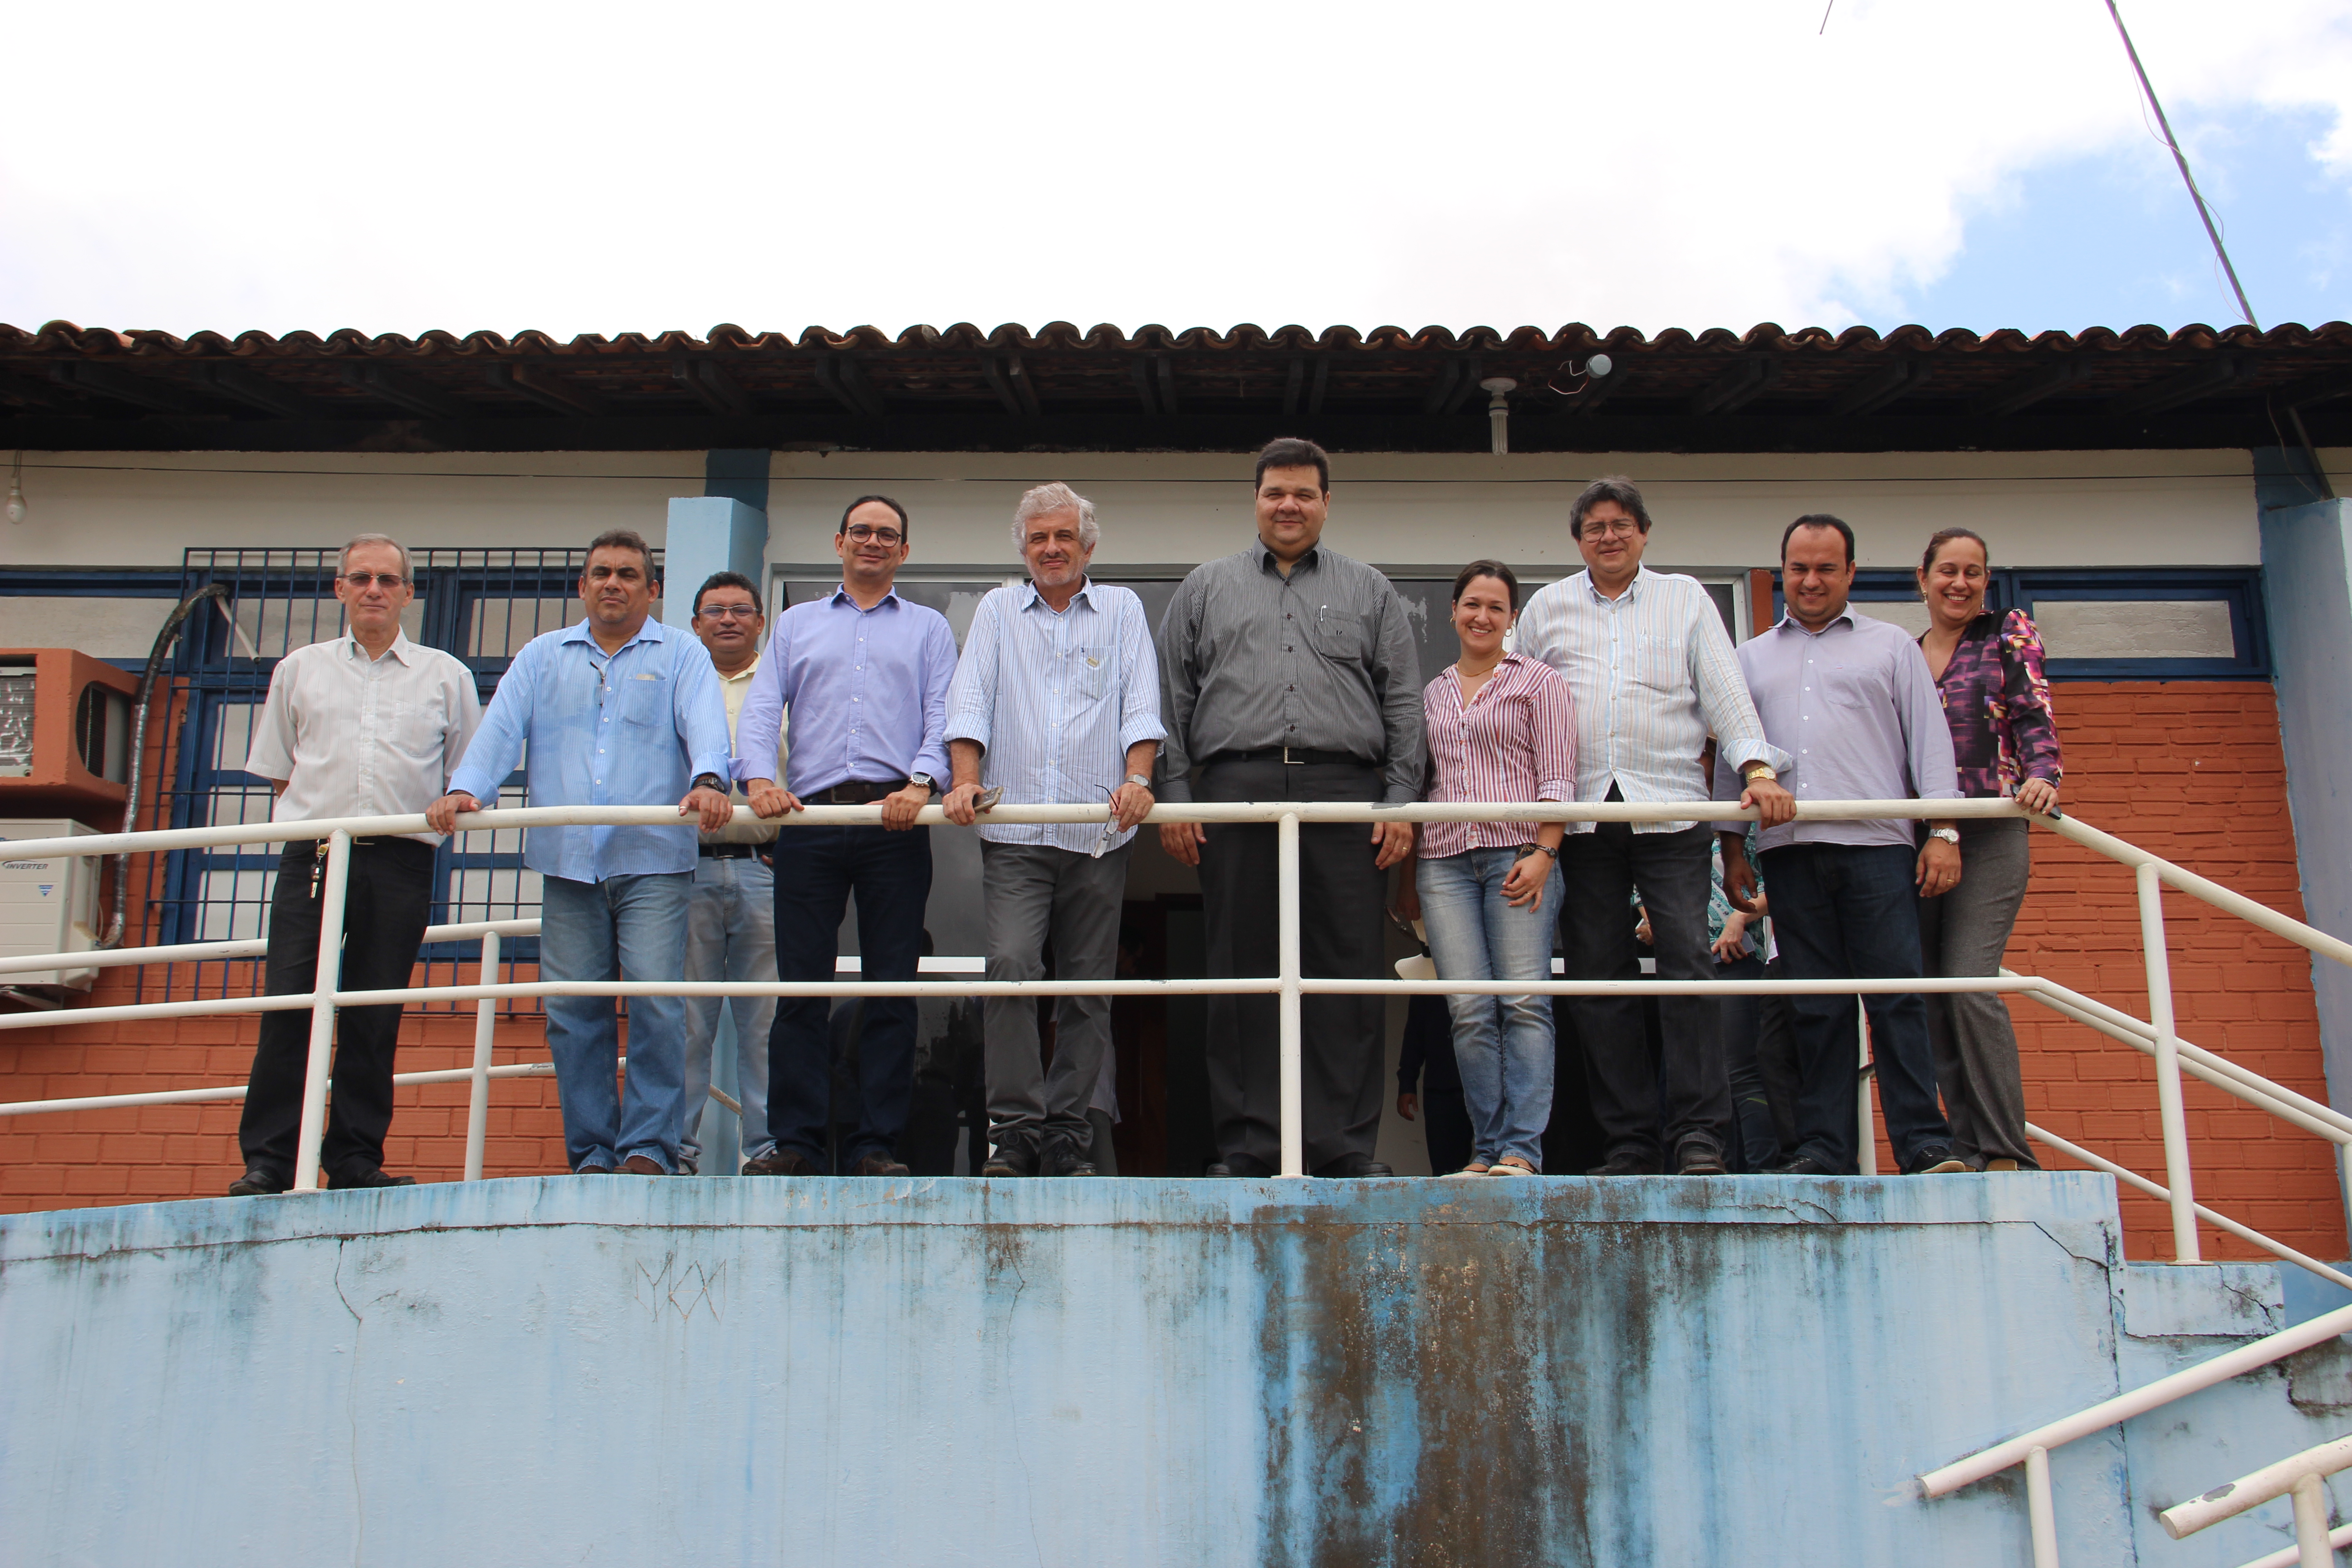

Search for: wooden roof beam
xmin=1828 ymin=356 xmax=1933 ymax=417
xmin=487 ymin=363 xmax=609 ymax=418
xmin=1689 ymin=356 xmax=1779 ymax=416
xmin=808 ymin=355 xmax=879 ymax=418
xmin=1975 ymin=359 xmax=2089 ymax=418
xmin=340 ymin=363 xmax=470 ymax=420
xmin=0 ymin=369 xmax=80 ymax=411
xmin=51 ymin=362 xmax=214 ymax=414
xmin=2105 ymin=356 xmax=2254 ymax=420
xmin=980 ymin=354 xmax=1040 ymax=418
xmin=191 ymin=363 xmax=332 ymax=419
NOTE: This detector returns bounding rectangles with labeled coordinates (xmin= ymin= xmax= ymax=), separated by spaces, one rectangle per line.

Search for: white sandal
xmin=1442 ymin=1160 xmax=1492 ymax=1178
xmin=1488 ymin=1157 xmax=1537 ymax=1177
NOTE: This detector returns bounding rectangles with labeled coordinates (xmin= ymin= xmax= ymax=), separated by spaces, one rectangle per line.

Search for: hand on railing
xmin=679 ymin=785 xmax=732 ymax=832
xmin=427 ymin=791 xmax=483 ymax=835
xmin=742 ymin=779 xmax=803 ymax=819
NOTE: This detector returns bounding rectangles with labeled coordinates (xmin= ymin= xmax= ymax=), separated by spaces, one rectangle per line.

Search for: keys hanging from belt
xmin=309 ymin=843 xmax=326 ymax=901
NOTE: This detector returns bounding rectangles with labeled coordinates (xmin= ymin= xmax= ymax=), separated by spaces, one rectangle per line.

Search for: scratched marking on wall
xmin=635 ymin=1254 xmax=725 ymax=1324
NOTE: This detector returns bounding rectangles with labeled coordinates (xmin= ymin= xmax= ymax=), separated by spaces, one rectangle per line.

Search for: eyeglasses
xmin=1578 ymin=520 xmax=1641 ymax=539
xmin=338 ymin=572 xmax=407 ymax=589
xmin=844 ymin=525 xmax=904 ymax=546
xmin=697 ymin=604 xmax=762 ymax=620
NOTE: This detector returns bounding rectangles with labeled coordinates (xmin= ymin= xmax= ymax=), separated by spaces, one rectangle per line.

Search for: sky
xmin=1 ymin=0 xmax=2348 ymax=342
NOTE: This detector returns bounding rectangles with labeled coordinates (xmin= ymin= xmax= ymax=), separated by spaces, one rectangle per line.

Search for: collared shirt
xmin=1715 ymin=608 xmax=1961 ymax=853
xmin=245 ymin=632 xmax=482 ymax=846
xmin=703 ymin=654 xmax=788 ymax=847
xmin=1417 ymin=653 xmax=1576 ymax=859
xmin=735 ymin=585 xmax=956 ymax=798
xmin=944 ymin=578 xmax=1166 ymax=853
xmin=1516 ymin=566 xmax=1787 ymax=834
xmin=1930 ymin=609 xmax=2063 ymax=799
xmin=446 ymin=617 xmax=732 ymax=881
xmin=1156 ymin=538 xmax=1424 ymax=804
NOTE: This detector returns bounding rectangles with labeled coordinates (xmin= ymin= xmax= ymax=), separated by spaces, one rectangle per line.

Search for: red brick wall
xmin=3 ymin=679 xmax=2343 ymax=1267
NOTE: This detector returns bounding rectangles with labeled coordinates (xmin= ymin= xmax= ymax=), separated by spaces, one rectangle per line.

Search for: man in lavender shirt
xmin=736 ymin=495 xmax=957 ymax=1177
xmin=1715 ymin=514 xmax=1966 ymax=1176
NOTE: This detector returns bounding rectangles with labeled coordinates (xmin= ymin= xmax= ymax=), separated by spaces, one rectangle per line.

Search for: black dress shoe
xmin=1771 ymin=1155 xmax=1837 ymax=1176
xmin=1675 ymin=1141 xmax=1729 ymax=1176
xmin=852 ymin=1153 xmax=911 ymax=1177
xmin=227 ymin=1166 xmax=287 ymax=1196
xmin=1586 ymin=1150 xmax=1658 ymax=1176
xmin=1311 ymin=1153 xmax=1392 ymax=1179
xmin=1215 ymin=1152 xmax=1273 ymax=1178
xmin=743 ymin=1149 xmax=815 ymax=1176
xmin=1042 ymin=1131 xmax=1097 ymax=1178
xmin=1203 ymin=1162 xmax=1233 ymax=1177
xmin=330 ymin=1168 xmax=416 ymax=1189
xmin=574 ymin=1163 xmax=615 ymax=1176
xmin=981 ymin=1137 xmax=1037 ymax=1178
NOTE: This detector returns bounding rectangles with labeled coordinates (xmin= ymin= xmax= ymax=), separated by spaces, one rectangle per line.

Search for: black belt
xmin=698 ymin=842 xmax=766 ymax=860
xmin=809 ymin=779 xmax=912 ymax=804
xmin=1208 ymin=747 xmax=1371 ymax=768
xmin=289 ymin=837 xmax=432 ymax=859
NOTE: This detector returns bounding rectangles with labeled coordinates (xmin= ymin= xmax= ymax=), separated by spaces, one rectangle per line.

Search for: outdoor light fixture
xmin=1542 ymin=355 xmax=1613 ymax=399
xmin=5 ymin=451 xmax=24 ymax=525
xmin=1481 ymin=377 xmax=1517 ymax=455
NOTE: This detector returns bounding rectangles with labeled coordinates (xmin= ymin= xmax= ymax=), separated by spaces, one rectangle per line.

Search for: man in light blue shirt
xmin=737 ymin=495 xmax=958 ymax=1178
xmin=1715 ymin=513 xmax=1965 ymax=1177
xmin=941 ymin=483 xmax=1163 ymax=1177
xmin=433 ymin=529 xmax=733 ymax=1176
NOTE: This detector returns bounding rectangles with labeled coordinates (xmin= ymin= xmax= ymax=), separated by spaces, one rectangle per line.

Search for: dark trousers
xmin=238 ymin=838 xmax=436 ymax=1183
xmin=1555 ymin=818 xmax=1730 ymax=1166
xmin=768 ymin=824 xmax=932 ymax=1166
xmin=1760 ymin=842 xmax=1955 ymax=1172
xmin=1716 ymin=951 xmax=1802 ymax=1171
xmin=1196 ymin=759 xmax=1387 ymax=1173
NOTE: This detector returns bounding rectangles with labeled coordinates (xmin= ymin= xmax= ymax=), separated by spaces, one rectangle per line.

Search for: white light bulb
xmin=1585 ymin=353 xmax=1614 ymax=380
xmin=3 ymin=482 xmax=23 ymax=526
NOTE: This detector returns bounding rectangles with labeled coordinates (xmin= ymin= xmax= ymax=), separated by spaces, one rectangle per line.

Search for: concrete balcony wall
xmin=2 ymin=1173 xmax=2342 ymax=1566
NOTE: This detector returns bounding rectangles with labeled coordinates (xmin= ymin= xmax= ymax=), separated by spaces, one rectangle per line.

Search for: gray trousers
xmin=1917 ymin=815 xmax=2038 ymax=1167
xmin=678 ymin=854 xmax=775 ymax=1168
xmin=982 ymin=839 xmax=1131 ymax=1148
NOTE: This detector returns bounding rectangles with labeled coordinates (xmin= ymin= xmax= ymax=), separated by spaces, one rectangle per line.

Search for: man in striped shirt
xmin=1516 ymin=476 xmax=1794 ymax=1176
xmin=943 ymin=483 xmax=1165 ymax=1178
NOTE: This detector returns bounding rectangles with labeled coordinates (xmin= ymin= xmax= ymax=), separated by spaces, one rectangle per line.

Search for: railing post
xmin=463 ymin=928 xmax=500 ymax=1182
xmin=2136 ymin=861 xmax=2200 ymax=1262
xmin=2025 ymin=1444 xmax=2060 ymax=1568
xmin=1278 ymin=810 xmax=1303 ymax=1178
xmin=290 ymin=829 xmax=352 ymax=1193
xmin=2293 ymin=1472 xmax=2332 ymax=1568
xmin=1855 ymin=998 xmax=1878 ymax=1176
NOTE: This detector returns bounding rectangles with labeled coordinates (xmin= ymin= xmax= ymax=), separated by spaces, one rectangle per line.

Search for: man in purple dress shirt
xmin=1715 ymin=514 xmax=1966 ymax=1176
xmin=736 ymin=495 xmax=958 ymax=1177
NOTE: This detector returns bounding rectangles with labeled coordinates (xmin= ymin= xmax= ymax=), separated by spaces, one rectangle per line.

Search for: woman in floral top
xmin=1915 ymin=527 xmax=2062 ymax=1172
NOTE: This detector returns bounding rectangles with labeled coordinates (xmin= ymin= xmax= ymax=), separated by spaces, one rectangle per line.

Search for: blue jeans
xmin=679 ymin=854 xmax=776 ymax=1168
xmin=1417 ymin=848 xmax=1560 ymax=1170
xmin=538 ymin=871 xmax=692 ymax=1173
xmin=768 ymin=824 xmax=932 ymax=1168
xmin=1759 ymin=843 xmax=1955 ymax=1173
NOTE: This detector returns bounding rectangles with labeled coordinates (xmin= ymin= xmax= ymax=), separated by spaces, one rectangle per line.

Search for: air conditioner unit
xmin=0 ymin=818 xmax=99 ymax=990
xmin=0 ymin=648 xmax=138 ymax=824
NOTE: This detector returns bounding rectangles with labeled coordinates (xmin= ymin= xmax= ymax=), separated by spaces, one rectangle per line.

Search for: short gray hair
xmin=1010 ymin=482 xmax=1100 ymax=553
xmin=338 ymin=532 xmax=413 ymax=581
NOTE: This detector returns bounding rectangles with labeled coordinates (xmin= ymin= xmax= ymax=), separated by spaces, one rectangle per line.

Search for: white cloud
xmin=1 ymin=0 xmax=2346 ymax=338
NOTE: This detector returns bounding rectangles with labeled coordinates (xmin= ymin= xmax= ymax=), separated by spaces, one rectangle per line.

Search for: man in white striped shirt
xmin=1516 ymin=476 xmax=1794 ymax=1176
xmin=943 ymin=483 xmax=1165 ymax=1177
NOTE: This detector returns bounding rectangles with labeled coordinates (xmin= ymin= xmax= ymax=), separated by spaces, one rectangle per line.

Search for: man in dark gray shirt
xmin=1158 ymin=436 xmax=1422 ymax=1178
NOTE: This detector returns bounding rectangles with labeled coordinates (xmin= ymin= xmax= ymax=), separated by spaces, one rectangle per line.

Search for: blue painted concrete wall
xmin=2259 ymin=490 xmax=2352 ymax=1129
xmin=1 ymin=1175 xmax=2341 ymax=1566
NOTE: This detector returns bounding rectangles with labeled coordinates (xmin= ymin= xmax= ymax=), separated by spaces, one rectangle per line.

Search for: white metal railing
xmin=5 ymin=794 xmax=2352 ymax=1554
xmin=2162 ymin=1433 xmax=2352 ymax=1566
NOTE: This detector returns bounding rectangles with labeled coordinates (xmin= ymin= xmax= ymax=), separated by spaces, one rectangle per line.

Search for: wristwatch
xmin=1928 ymin=827 xmax=1960 ymax=845
xmin=1741 ymin=762 xmax=1779 ymax=783
xmin=1125 ymin=773 xmax=1153 ymax=789
xmin=909 ymin=772 xmax=936 ymax=794
xmin=690 ymin=772 xmax=725 ymax=794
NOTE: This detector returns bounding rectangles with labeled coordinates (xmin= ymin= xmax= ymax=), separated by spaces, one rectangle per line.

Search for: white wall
xmin=0 ymin=446 xmax=2293 ymax=578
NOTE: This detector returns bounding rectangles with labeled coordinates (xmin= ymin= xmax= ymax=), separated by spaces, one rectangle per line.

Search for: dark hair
xmin=584 ymin=528 xmax=657 ymax=579
xmin=1254 ymin=436 xmax=1330 ymax=495
xmin=1570 ymin=475 xmax=1652 ymax=538
xmin=1451 ymin=559 xmax=1520 ymax=609
xmin=839 ymin=494 xmax=910 ymax=538
xmin=692 ymin=570 xmax=760 ymax=617
xmin=1919 ymin=526 xmax=1989 ymax=577
xmin=1781 ymin=513 xmax=1856 ymax=566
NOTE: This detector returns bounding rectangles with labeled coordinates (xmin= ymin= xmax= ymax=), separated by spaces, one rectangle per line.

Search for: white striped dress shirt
xmin=1515 ymin=566 xmax=1788 ymax=834
xmin=245 ymin=632 xmax=482 ymax=846
xmin=1419 ymin=653 xmax=1577 ymax=859
xmin=945 ymin=578 xmax=1167 ymax=853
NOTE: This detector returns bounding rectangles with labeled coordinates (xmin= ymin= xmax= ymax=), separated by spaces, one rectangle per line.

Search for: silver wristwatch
xmin=1928 ymin=827 xmax=1960 ymax=845
xmin=1125 ymin=773 xmax=1153 ymax=789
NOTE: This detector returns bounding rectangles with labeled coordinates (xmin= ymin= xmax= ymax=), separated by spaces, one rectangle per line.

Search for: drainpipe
xmin=98 ymin=583 xmax=235 ymax=950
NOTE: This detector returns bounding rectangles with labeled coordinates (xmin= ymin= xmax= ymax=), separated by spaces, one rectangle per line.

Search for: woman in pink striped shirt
xmin=1404 ymin=560 xmax=1576 ymax=1176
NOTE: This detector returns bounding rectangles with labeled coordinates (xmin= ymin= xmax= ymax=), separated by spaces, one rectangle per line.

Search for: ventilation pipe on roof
xmin=1481 ymin=378 xmax=1517 ymax=455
